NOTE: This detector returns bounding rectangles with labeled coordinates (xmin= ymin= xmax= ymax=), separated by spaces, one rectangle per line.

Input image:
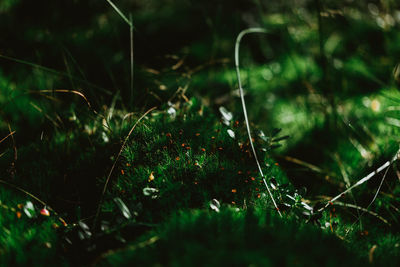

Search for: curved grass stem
xmin=235 ymin=28 xmax=281 ymax=217
xmin=92 ymin=106 xmax=157 ymax=229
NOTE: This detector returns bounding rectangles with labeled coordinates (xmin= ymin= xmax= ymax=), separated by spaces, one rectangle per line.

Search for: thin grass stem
xmin=130 ymin=13 xmax=134 ymax=106
xmin=93 ymin=106 xmax=157 ymax=229
xmin=105 ymin=0 xmax=132 ymax=27
xmin=234 ymin=28 xmax=281 ymax=217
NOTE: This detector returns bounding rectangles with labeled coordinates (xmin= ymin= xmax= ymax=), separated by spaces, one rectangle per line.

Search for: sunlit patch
xmin=371 ymin=99 xmax=380 ymax=112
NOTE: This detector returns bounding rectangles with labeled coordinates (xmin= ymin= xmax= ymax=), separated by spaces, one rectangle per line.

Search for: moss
xmin=103 ymin=100 xmax=289 ymax=223
xmin=98 ymin=207 xmax=365 ymax=266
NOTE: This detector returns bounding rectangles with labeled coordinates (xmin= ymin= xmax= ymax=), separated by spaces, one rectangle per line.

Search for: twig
xmin=0 ymin=131 xmax=16 ymax=145
xmin=93 ymin=106 xmax=157 ymax=229
xmin=35 ymin=89 xmax=96 ymax=113
xmin=369 ymin=245 xmax=378 ymax=264
xmin=318 ymin=148 xmax=400 ymax=212
xmin=235 ymin=28 xmax=281 ymax=217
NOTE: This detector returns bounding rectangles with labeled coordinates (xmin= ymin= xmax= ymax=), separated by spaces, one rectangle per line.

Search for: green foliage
xmin=1 ymin=0 xmax=400 ymax=265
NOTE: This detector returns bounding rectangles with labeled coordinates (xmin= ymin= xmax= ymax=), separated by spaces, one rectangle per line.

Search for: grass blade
xmin=105 ymin=0 xmax=132 ymax=27
xmin=93 ymin=106 xmax=157 ymax=229
xmin=234 ymin=28 xmax=281 ymax=217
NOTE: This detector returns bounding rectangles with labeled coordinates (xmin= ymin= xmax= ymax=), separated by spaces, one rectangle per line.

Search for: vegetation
xmin=1 ymin=0 xmax=400 ymax=266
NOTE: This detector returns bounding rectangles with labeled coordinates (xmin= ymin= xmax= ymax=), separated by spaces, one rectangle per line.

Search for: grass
xmin=1 ymin=0 xmax=400 ymax=265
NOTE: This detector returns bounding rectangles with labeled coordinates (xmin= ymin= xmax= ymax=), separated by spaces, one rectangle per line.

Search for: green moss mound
xmin=103 ymin=100 xmax=289 ymax=223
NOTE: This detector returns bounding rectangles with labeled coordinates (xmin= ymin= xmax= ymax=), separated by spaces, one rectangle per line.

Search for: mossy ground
xmin=1 ymin=99 xmax=399 ymax=266
xmin=2 ymin=0 xmax=400 ymax=266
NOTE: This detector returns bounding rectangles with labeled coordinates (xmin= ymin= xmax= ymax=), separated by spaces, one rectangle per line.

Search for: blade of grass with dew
xmin=234 ymin=28 xmax=281 ymax=217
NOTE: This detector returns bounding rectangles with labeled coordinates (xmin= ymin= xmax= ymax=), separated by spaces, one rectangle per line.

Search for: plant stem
xmin=93 ymin=106 xmax=157 ymax=229
xmin=235 ymin=28 xmax=281 ymax=217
